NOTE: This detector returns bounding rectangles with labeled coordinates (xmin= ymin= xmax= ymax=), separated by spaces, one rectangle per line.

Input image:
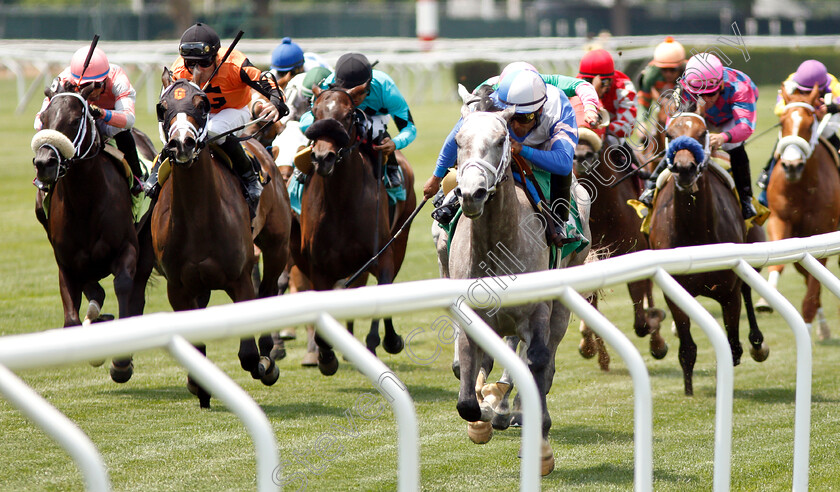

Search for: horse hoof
xmin=598 ymin=350 xmax=610 ymax=372
xmin=817 ymin=323 xmax=831 ymax=341
xmin=187 ymin=377 xmax=199 ymax=396
xmin=301 ymin=351 xmax=319 ymax=367
xmin=647 ymin=307 xmax=667 ymax=322
xmin=491 ymin=412 xmax=512 ymax=430
xmin=270 ymin=344 xmax=287 ymax=362
xmin=452 ymin=361 xmax=461 ymax=380
xmin=383 ymin=335 xmax=404 ymax=355
xmin=578 ymin=338 xmax=597 ymax=359
xmin=650 ymin=340 xmax=669 ymax=360
xmin=509 ymin=412 xmax=523 ymax=428
xmin=278 ymin=329 xmax=297 ymax=341
xmin=89 ymin=359 xmax=105 ymax=367
xmin=199 ymin=397 xmax=211 ymax=409
xmin=750 ymin=342 xmax=770 ymax=362
xmin=94 ymin=313 xmax=115 ymax=322
xmin=467 ymin=421 xmax=493 ymax=444
xmin=319 ymin=353 xmax=339 ymax=376
xmin=755 ymin=298 xmax=773 ymax=313
xmin=109 ymin=360 xmax=133 ymax=384
xmin=261 ymin=363 xmax=280 ymax=386
xmin=541 ymin=440 xmax=555 ymax=476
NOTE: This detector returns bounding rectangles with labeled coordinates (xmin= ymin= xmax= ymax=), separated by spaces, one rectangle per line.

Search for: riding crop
xmin=343 ymin=197 xmax=429 ymax=288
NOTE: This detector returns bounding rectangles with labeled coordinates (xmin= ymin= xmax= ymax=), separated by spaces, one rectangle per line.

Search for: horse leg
xmin=742 ymin=283 xmax=769 ymax=361
xmin=798 ymin=260 xmax=828 ymax=340
xmin=490 ymin=338 xmax=516 ymax=430
xmin=109 ymin=252 xmax=139 ymax=384
xmin=633 ymin=279 xmax=668 ymax=360
xmin=301 ymin=325 xmax=319 ymax=367
xmin=521 ymin=303 xmax=556 ymax=475
xmin=58 ymin=268 xmax=83 ymax=327
xmin=666 ymin=298 xmax=697 ymax=396
xmin=80 ymin=282 xmax=108 ymax=367
xmin=719 ymin=286 xmax=744 ymax=369
xmin=382 ymin=318 xmax=404 ymax=354
xmin=578 ymin=293 xmax=609 ymax=371
xmin=755 ymin=265 xmax=783 ymax=312
xmin=256 ymin=241 xmax=287 ymax=361
xmin=374 ymin=261 xmax=404 ymax=355
xmin=457 ymin=329 xmax=492 ymax=443
xmin=366 ymin=319 xmax=381 ymax=355
xmin=256 ymin=333 xmax=280 ymax=386
xmin=314 ymin=332 xmax=339 ymax=376
xmin=168 ymin=285 xmax=211 ymax=408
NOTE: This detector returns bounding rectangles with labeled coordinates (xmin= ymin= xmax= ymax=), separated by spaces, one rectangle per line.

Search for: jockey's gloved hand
xmin=89 ymin=104 xmax=103 ymax=119
xmin=826 ymin=103 xmax=840 ymax=114
xmin=270 ymin=94 xmax=289 ymax=120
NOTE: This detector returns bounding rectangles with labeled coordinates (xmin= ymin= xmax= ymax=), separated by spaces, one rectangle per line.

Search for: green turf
xmin=1 ymin=74 xmax=839 ymax=491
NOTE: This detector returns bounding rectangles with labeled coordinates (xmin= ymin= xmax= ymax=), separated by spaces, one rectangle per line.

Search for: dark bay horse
xmin=154 ymin=74 xmax=291 ymax=407
xmin=435 ymin=88 xmax=592 ymax=475
xmin=758 ymin=85 xmax=840 ymax=341
xmin=649 ymin=110 xmax=768 ymax=395
xmin=573 ymin=124 xmax=667 ymax=372
xmin=31 ymin=82 xmax=155 ymax=383
xmin=291 ymin=85 xmax=416 ymax=375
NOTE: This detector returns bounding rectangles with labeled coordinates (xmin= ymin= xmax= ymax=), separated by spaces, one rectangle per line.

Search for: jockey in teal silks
xmin=423 ymin=68 xmax=582 ymax=247
xmin=298 ymin=52 xmax=416 ymax=194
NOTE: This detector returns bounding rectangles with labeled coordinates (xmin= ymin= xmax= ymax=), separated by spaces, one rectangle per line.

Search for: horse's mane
xmin=466 ymin=84 xmax=503 ymax=113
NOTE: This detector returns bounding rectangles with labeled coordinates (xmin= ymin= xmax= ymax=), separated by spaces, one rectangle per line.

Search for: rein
xmin=36 ymin=92 xmax=101 ymax=183
xmin=309 ymin=88 xmax=366 ymax=165
xmin=456 ymin=112 xmax=511 ymax=195
xmin=776 ymin=101 xmax=822 ymax=161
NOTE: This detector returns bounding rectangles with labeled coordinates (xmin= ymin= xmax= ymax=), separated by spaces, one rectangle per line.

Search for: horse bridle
xmin=776 ymin=102 xmax=821 ymax=161
xmin=38 ymin=92 xmax=101 ymax=181
xmin=665 ymin=112 xmax=711 ymax=170
xmin=160 ymin=81 xmax=210 ymax=162
xmin=310 ymin=88 xmax=366 ymax=165
xmin=456 ymin=112 xmax=512 ymax=194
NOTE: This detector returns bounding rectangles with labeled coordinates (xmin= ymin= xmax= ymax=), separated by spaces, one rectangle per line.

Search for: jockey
xmin=422 ymin=69 xmax=581 ymax=247
xmin=637 ymin=37 xmax=687 ymax=119
xmin=144 ymin=23 xmax=288 ymax=206
xmin=756 ymin=59 xmax=840 ymax=198
xmin=638 ymin=52 xmax=759 ymax=220
xmin=35 ymin=46 xmax=145 ymax=194
xmin=576 ymin=48 xmax=638 ymax=169
xmin=269 ymin=37 xmax=305 ymax=88
xmin=299 ymin=52 xmax=416 ymax=192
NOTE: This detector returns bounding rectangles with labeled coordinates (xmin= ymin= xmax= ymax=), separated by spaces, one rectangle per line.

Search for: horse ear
xmin=348 ymin=85 xmax=367 ymax=106
xmin=161 ymin=67 xmax=173 ymax=90
xmin=312 ymin=85 xmax=322 ymax=98
xmin=193 ymin=93 xmax=210 ymax=114
xmin=809 ymin=83 xmax=821 ymax=104
xmin=500 ymin=106 xmax=515 ymax=123
xmin=457 ymin=84 xmax=471 ymax=104
xmin=780 ymin=83 xmax=791 ymax=104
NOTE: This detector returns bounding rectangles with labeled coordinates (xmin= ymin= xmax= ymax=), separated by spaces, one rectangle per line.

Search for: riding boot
xmin=384 ymin=152 xmax=403 ymax=189
xmin=638 ymin=159 xmax=668 ymax=207
xmin=729 ymin=145 xmax=757 ymax=220
xmin=756 ymin=152 xmax=776 ymax=191
xmin=143 ymin=156 xmax=163 ymax=199
xmin=431 ymin=188 xmax=459 ymax=224
xmin=546 ymin=173 xmax=582 ymax=247
xmin=828 ymin=134 xmax=840 ymax=157
xmin=220 ymin=138 xmax=263 ymax=211
xmin=114 ymin=130 xmax=145 ymax=195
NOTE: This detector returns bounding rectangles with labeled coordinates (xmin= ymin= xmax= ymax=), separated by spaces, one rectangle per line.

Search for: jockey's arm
xmin=380 ymin=76 xmax=417 ymax=150
xmin=518 ymin=138 xmax=574 ymax=176
xmin=423 ymin=118 xmax=463 ymax=199
xmin=608 ymin=84 xmax=638 ymax=139
xmin=239 ymin=62 xmax=288 ymax=122
xmin=721 ymin=85 xmax=758 ymax=144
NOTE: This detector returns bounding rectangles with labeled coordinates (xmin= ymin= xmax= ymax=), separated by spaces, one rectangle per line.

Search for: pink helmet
xmin=681 ymin=53 xmax=724 ymax=94
xmin=70 ymin=46 xmax=110 ymax=83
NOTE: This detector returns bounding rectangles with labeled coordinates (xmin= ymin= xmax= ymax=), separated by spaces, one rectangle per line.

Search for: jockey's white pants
xmin=363 ymin=114 xmax=390 ymax=141
xmin=821 ymin=113 xmax=840 ymax=139
xmin=207 ymin=107 xmax=250 ymax=143
xmin=272 ymin=121 xmax=309 ymax=168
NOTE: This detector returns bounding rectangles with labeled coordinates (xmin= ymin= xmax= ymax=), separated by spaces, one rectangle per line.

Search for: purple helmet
xmin=792 ymin=60 xmax=831 ymax=93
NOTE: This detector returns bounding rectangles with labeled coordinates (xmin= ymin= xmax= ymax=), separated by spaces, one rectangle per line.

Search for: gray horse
xmin=435 ymin=87 xmax=592 ymax=475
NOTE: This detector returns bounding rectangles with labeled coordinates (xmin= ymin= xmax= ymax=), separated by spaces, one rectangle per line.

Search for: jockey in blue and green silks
xmin=299 ymin=52 xmax=416 ymax=194
xmin=423 ymin=66 xmax=582 ymax=247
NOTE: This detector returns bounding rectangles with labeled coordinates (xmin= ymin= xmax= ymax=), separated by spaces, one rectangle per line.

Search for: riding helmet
xmin=70 ymin=46 xmax=110 ymax=83
xmin=792 ymin=60 xmax=831 ymax=93
xmin=681 ymin=53 xmax=724 ymax=94
xmin=179 ymin=23 xmax=221 ymax=62
xmin=334 ymin=53 xmax=372 ymax=88
xmin=496 ymin=69 xmax=547 ymax=114
xmin=578 ymin=49 xmax=615 ymax=79
xmin=270 ymin=37 xmax=305 ymax=72
xmin=653 ymin=36 xmax=686 ymax=68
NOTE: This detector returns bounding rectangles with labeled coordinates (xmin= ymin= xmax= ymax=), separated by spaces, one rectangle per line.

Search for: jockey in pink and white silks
xmin=638 ymin=52 xmax=759 ymax=220
xmin=35 ymin=46 xmax=145 ymax=194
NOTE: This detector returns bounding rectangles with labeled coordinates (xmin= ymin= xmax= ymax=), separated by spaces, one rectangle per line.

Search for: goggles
xmin=180 ymin=42 xmax=214 ymax=58
xmin=185 ymin=58 xmax=215 ymax=68
xmin=511 ymin=112 xmax=537 ymax=124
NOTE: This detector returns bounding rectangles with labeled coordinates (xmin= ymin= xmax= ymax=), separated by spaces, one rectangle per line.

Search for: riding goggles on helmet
xmin=511 ymin=112 xmax=537 ymax=124
xmin=180 ymin=42 xmax=214 ymax=59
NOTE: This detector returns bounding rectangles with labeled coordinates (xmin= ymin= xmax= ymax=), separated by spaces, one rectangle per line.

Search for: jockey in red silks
xmin=35 ymin=46 xmax=145 ymax=194
xmin=638 ymin=52 xmax=759 ymax=219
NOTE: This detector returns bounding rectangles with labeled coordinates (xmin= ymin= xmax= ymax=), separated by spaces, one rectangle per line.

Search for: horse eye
xmin=497 ymin=137 xmax=505 ymax=147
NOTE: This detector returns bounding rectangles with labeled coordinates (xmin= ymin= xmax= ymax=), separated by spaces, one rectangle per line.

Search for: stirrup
xmin=638 ymin=187 xmax=655 ymax=207
xmin=143 ymin=174 xmax=160 ymax=199
xmin=385 ymin=165 xmax=402 ymax=189
xmin=756 ymin=168 xmax=769 ymax=190
xmin=741 ymin=199 xmax=757 ymax=220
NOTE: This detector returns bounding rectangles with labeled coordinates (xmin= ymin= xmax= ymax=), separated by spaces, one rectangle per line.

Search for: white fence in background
xmin=4 ymin=34 xmax=840 ymax=113
xmin=1 ymin=232 xmax=840 ymax=491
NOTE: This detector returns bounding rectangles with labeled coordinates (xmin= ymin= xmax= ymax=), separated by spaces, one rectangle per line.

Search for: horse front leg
xmin=521 ymin=303 xmax=556 ymax=476
xmin=742 ymin=283 xmax=769 ymax=361
xmin=719 ymin=286 xmax=744 ymax=369
xmin=631 ymin=278 xmax=668 ymax=360
xmin=579 ymin=293 xmax=610 ymax=371
xmin=798 ymin=259 xmax=826 ymax=338
xmin=373 ymin=257 xmax=404 ymax=355
xmin=168 ymin=283 xmax=211 ymax=408
xmin=58 ymin=268 xmax=83 ymax=327
xmin=456 ymin=329 xmax=492 ymax=443
xmin=109 ymin=250 xmax=139 ymax=383
xmin=227 ymin=276 xmax=262 ymax=381
xmin=666 ymin=298 xmax=697 ymax=396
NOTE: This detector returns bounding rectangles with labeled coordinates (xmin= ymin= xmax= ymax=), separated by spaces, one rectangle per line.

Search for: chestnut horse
xmin=292 ymin=85 xmax=416 ymax=375
xmin=31 ymin=82 xmax=155 ymax=383
xmin=573 ymin=125 xmax=667 ymax=372
xmin=757 ymin=85 xmax=840 ymax=341
xmin=648 ymin=110 xmax=768 ymax=395
xmin=154 ymin=74 xmax=291 ymax=407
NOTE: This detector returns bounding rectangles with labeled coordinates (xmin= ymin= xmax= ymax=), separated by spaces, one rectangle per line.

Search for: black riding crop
xmin=76 ymin=34 xmax=100 ymax=85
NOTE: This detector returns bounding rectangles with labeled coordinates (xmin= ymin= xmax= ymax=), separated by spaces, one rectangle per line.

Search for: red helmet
xmin=70 ymin=46 xmax=110 ymax=83
xmin=578 ymin=49 xmax=615 ymax=80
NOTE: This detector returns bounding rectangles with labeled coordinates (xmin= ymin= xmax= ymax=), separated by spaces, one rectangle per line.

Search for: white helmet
xmin=499 ymin=61 xmax=538 ymax=85
xmin=496 ymin=69 xmax=547 ymax=114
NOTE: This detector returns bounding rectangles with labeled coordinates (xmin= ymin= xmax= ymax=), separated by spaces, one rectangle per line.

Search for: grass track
xmin=1 ymin=75 xmax=839 ymax=491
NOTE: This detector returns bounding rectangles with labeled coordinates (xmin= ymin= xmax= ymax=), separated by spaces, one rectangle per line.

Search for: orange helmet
xmin=578 ymin=49 xmax=615 ymax=79
xmin=653 ymin=37 xmax=686 ymax=68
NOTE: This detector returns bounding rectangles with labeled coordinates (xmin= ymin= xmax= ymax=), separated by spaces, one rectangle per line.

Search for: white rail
xmin=1 ymin=232 xmax=840 ymax=489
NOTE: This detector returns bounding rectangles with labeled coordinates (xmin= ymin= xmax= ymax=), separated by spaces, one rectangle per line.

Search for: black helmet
xmin=179 ymin=23 xmax=221 ymax=62
xmin=334 ymin=53 xmax=372 ymax=89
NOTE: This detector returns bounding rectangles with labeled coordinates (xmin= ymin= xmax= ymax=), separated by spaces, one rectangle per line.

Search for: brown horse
xmin=759 ymin=85 xmax=840 ymax=340
xmin=153 ymin=73 xmax=291 ymax=407
xmin=573 ymin=126 xmax=667 ymax=371
xmin=648 ymin=110 xmax=768 ymax=395
xmin=31 ymin=82 xmax=155 ymax=383
xmin=291 ymin=85 xmax=416 ymax=375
